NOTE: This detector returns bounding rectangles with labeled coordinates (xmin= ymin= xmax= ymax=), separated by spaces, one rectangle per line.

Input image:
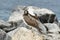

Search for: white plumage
xmin=27 ymin=6 xmax=35 ymax=16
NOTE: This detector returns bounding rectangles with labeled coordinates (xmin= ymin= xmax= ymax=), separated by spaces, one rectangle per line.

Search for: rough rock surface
xmin=8 ymin=6 xmax=25 ymax=22
xmin=0 ymin=6 xmax=60 ymax=40
xmin=0 ymin=27 xmax=11 ymax=40
xmin=7 ymin=27 xmax=44 ymax=40
xmin=44 ymin=23 xmax=60 ymax=33
xmin=59 ymin=21 xmax=60 ymax=27
xmin=0 ymin=20 xmax=17 ymax=32
xmin=0 ymin=20 xmax=11 ymax=28
xmin=44 ymin=23 xmax=60 ymax=40
xmin=0 ymin=29 xmax=6 ymax=40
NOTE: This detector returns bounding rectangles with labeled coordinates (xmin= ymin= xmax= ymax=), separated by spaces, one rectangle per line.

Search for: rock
xmin=44 ymin=23 xmax=60 ymax=33
xmin=7 ymin=27 xmax=44 ymax=40
xmin=3 ymin=20 xmax=27 ymax=32
xmin=8 ymin=6 xmax=25 ymax=22
xmin=0 ymin=20 xmax=16 ymax=32
xmin=8 ymin=6 xmax=26 ymax=28
xmin=5 ymin=6 xmax=26 ymax=32
xmin=42 ymin=23 xmax=60 ymax=40
xmin=0 ymin=28 xmax=11 ymax=40
xmin=0 ymin=29 xmax=6 ymax=40
xmin=8 ymin=6 xmax=58 ymax=28
xmin=0 ymin=20 xmax=15 ymax=32
xmin=59 ymin=21 xmax=60 ymax=27
xmin=43 ymin=33 xmax=60 ymax=40
xmin=6 ymin=6 xmax=60 ymax=40
xmin=0 ymin=20 xmax=11 ymax=28
xmin=0 ymin=29 xmax=10 ymax=40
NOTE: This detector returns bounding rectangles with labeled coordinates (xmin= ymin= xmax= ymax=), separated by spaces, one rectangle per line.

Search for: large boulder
xmin=7 ymin=27 xmax=44 ymax=40
xmin=7 ymin=6 xmax=60 ymax=40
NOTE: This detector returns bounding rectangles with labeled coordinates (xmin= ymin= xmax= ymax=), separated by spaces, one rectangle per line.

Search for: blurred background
xmin=0 ymin=0 xmax=60 ymax=21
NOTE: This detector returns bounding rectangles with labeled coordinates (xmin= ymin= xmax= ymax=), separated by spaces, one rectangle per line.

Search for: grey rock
xmin=42 ymin=23 xmax=60 ymax=40
xmin=0 ymin=20 xmax=15 ymax=32
xmin=8 ymin=6 xmax=24 ymax=22
xmin=0 ymin=20 xmax=16 ymax=32
xmin=44 ymin=23 xmax=60 ymax=33
xmin=0 ymin=25 xmax=14 ymax=40
xmin=8 ymin=6 xmax=25 ymax=27
xmin=59 ymin=21 xmax=60 ymax=27
xmin=5 ymin=35 xmax=11 ymax=40
xmin=0 ymin=20 xmax=11 ymax=28
xmin=0 ymin=29 xmax=6 ymax=40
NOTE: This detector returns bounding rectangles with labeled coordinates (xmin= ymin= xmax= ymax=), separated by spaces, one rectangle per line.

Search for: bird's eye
xmin=24 ymin=10 xmax=28 ymax=14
